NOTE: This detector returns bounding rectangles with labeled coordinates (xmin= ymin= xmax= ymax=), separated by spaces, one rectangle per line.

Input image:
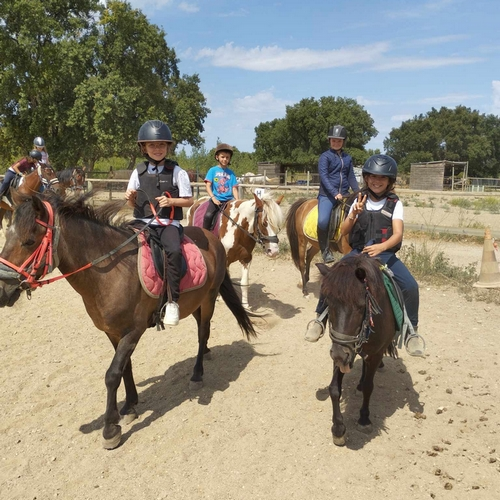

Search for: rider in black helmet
xmin=317 ymin=125 xmax=359 ymax=264
xmin=306 ymin=154 xmax=424 ymax=356
xmin=125 ymin=120 xmax=194 ymax=327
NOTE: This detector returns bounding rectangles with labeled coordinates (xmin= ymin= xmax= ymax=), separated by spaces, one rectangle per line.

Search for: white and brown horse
xmin=187 ymin=191 xmax=284 ymax=309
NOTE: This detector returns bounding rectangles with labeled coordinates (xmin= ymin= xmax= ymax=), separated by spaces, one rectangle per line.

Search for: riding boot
xmin=317 ymin=227 xmax=335 ymax=264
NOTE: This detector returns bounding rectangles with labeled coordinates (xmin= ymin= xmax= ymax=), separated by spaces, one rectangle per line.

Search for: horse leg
xmin=303 ymin=245 xmax=319 ymax=295
xmin=119 ymin=358 xmax=139 ymax=425
xmin=240 ymin=261 xmax=251 ymax=309
xmin=189 ymin=301 xmax=216 ymax=390
xmin=102 ymin=335 xmax=139 ymax=449
xmin=356 ymin=354 xmax=382 ymax=434
xmin=329 ymin=364 xmax=346 ymax=446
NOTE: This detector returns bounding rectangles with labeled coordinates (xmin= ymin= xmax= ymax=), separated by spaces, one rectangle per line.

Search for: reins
xmin=0 ymin=199 xmax=156 ymax=294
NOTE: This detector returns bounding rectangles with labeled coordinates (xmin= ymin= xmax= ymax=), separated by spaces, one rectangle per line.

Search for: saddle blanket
xmin=303 ymin=206 xmax=319 ymax=241
xmin=303 ymin=204 xmax=346 ymax=242
xmin=137 ymin=233 xmax=207 ymax=299
xmin=192 ymin=199 xmax=221 ymax=237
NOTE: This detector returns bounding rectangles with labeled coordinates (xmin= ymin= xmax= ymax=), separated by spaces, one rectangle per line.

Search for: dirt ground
xmin=0 ymin=195 xmax=499 ymax=500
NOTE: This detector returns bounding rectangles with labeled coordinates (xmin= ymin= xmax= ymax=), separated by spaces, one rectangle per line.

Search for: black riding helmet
xmin=29 ymin=150 xmax=43 ymax=161
xmin=327 ymin=125 xmax=347 ymax=140
xmin=137 ymin=120 xmax=173 ymax=165
xmin=214 ymin=143 xmax=233 ymax=159
xmin=362 ymin=154 xmax=398 ymax=179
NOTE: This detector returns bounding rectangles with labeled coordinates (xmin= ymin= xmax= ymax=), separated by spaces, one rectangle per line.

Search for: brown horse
xmin=0 ymin=192 xmax=256 ymax=449
xmin=285 ymin=197 xmax=354 ymax=296
xmin=317 ymin=254 xmax=397 ymax=446
xmin=186 ymin=191 xmax=284 ymax=309
xmin=0 ymin=170 xmax=42 ymax=230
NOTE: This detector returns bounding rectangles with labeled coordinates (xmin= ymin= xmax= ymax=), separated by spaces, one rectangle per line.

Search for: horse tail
xmin=285 ymin=198 xmax=308 ymax=271
xmin=218 ymin=270 xmax=257 ymax=340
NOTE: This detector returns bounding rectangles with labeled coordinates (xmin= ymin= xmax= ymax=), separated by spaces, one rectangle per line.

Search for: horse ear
xmin=276 ymin=194 xmax=284 ymax=205
xmin=316 ymin=262 xmax=330 ymax=276
xmin=31 ymin=194 xmax=47 ymax=217
xmin=253 ymin=192 xmax=263 ymax=207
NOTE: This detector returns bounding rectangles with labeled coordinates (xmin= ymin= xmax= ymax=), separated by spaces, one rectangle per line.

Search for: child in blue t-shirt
xmin=203 ymin=143 xmax=239 ymax=230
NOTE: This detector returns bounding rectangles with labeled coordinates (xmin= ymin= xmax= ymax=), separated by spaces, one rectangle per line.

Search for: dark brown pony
xmin=186 ymin=192 xmax=284 ymax=309
xmin=0 ymin=192 xmax=256 ymax=449
xmin=285 ymin=197 xmax=354 ymax=296
xmin=317 ymin=254 xmax=397 ymax=446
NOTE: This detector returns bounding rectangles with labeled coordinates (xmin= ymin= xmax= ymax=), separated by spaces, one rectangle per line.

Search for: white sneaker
xmin=163 ymin=302 xmax=180 ymax=326
xmin=304 ymin=318 xmax=324 ymax=342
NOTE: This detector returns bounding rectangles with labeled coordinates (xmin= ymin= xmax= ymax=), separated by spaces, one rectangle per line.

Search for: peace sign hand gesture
xmin=353 ymin=193 xmax=367 ymax=215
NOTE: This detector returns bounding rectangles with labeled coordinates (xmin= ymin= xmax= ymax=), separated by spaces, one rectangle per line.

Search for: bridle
xmin=328 ymin=277 xmax=382 ymax=356
xmin=0 ymin=199 xmax=153 ymax=295
xmin=221 ymin=203 xmax=279 ymax=248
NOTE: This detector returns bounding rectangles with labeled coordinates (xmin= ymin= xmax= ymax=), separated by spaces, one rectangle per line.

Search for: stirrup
xmin=305 ymin=319 xmax=325 ymax=342
xmin=322 ymin=250 xmax=335 ymax=264
xmin=405 ymin=332 xmax=426 ymax=357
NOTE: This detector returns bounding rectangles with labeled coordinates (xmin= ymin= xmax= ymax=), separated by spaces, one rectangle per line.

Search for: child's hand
xmin=125 ymin=189 xmax=137 ymax=204
xmin=353 ymin=193 xmax=367 ymax=215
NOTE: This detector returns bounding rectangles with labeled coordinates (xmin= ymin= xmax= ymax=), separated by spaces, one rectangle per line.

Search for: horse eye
xmin=22 ymin=239 xmax=36 ymax=247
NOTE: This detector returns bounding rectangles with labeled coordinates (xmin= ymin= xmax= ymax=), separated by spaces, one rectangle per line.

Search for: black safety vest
xmin=349 ymin=191 xmax=401 ymax=253
xmin=133 ymin=160 xmax=183 ymax=221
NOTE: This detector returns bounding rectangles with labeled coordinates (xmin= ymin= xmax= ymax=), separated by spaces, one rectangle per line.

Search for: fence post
xmin=307 ymin=171 xmax=310 ymax=193
xmin=264 ymin=170 xmax=267 ymax=185
xmin=284 ymin=168 xmax=288 ymax=187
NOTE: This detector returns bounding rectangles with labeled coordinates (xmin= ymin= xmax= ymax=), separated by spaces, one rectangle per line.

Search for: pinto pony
xmin=187 ymin=191 xmax=284 ymax=309
xmin=0 ymin=192 xmax=256 ymax=449
xmin=317 ymin=254 xmax=397 ymax=446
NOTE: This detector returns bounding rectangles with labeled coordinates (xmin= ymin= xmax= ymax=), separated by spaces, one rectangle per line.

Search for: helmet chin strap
xmin=366 ymin=187 xmax=389 ymax=201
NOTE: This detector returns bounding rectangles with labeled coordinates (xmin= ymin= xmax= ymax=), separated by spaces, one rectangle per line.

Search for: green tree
xmin=0 ymin=0 xmax=209 ymax=170
xmin=384 ymin=106 xmax=500 ymax=177
xmin=253 ymin=96 xmax=377 ymax=168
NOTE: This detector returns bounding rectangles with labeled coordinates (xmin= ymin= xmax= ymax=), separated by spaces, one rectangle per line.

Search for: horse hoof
xmin=120 ymin=409 xmax=138 ymax=425
xmin=204 ymin=351 xmax=212 ymax=361
xmin=332 ymin=434 xmax=346 ymax=446
xmin=102 ymin=427 xmax=122 ymax=450
xmin=189 ymin=379 xmax=204 ymax=391
xmin=356 ymin=422 xmax=373 ymax=434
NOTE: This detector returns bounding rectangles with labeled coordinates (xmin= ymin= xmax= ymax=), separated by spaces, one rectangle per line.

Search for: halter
xmin=328 ymin=277 xmax=382 ymax=355
xmin=221 ymin=203 xmax=279 ymax=248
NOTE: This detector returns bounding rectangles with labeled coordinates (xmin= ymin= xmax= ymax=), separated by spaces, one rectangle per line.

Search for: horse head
xmin=252 ymin=192 xmax=284 ymax=258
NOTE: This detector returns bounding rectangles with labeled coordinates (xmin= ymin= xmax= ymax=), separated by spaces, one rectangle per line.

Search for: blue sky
xmin=125 ymin=0 xmax=500 ymax=154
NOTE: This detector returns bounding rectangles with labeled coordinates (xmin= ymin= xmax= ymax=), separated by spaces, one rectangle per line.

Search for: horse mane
xmin=56 ymin=169 xmax=73 ymax=184
xmin=321 ymin=254 xmax=385 ymax=305
xmin=257 ymin=191 xmax=284 ymax=232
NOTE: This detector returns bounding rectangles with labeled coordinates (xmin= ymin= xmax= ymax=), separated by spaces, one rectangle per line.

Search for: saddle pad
xmin=303 ymin=206 xmax=319 ymax=240
xmin=193 ymin=200 xmax=221 ymax=237
xmin=303 ymin=204 xmax=345 ymax=242
xmin=382 ymin=272 xmax=404 ymax=330
xmin=137 ymin=233 xmax=207 ymax=299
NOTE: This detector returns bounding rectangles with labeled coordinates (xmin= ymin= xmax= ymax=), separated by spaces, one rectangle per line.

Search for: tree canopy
xmin=253 ymin=96 xmax=378 ymax=167
xmin=384 ymin=106 xmax=500 ymax=178
xmin=0 ymin=0 xmax=209 ymax=169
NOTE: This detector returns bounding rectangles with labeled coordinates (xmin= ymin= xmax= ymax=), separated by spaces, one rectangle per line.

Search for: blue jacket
xmin=318 ymin=149 xmax=359 ymax=199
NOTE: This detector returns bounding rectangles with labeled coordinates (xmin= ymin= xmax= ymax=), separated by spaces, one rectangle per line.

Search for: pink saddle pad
xmin=137 ymin=233 xmax=207 ymax=298
xmin=193 ymin=200 xmax=221 ymax=237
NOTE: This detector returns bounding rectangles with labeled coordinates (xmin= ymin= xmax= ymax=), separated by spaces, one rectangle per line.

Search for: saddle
xmin=303 ymin=202 xmax=347 ymax=242
xmin=192 ymin=199 xmax=223 ymax=236
xmin=134 ymin=227 xmax=207 ymax=330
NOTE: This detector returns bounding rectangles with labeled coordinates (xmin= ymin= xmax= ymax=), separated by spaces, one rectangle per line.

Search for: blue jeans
xmin=0 ymin=170 xmax=17 ymax=198
xmin=315 ymin=250 xmax=419 ymax=327
xmin=317 ymin=195 xmax=339 ymax=232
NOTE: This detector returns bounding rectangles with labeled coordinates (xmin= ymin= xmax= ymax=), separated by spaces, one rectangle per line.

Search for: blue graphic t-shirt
xmin=204 ymin=166 xmax=239 ymax=202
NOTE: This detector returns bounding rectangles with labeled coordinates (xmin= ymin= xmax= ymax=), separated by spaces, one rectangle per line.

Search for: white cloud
xmin=391 ymin=114 xmax=414 ymax=122
xmin=233 ymin=90 xmax=293 ymax=115
xmin=178 ymin=2 xmax=199 ymax=13
xmin=414 ymin=93 xmax=483 ymax=104
xmin=386 ymin=0 xmax=455 ymax=19
xmin=127 ymin=0 xmax=173 ymax=8
xmin=356 ymin=96 xmax=390 ymax=106
xmin=371 ymin=56 xmax=482 ymax=71
xmin=409 ymin=34 xmax=470 ymax=47
xmin=493 ymin=81 xmax=500 ymax=115
xmin=195 ymin=42 xmax=390 ymax=71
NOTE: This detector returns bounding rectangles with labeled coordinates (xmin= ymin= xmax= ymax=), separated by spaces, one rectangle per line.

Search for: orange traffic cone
xmin=473 ymin=228 xmax=500 ymax=288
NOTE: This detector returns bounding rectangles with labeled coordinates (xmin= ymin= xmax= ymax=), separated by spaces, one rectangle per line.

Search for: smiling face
xmin=364 ymin=173 xmax=391 ymax=197
xmin=142 ymin=141 xmax=169 ymax=162
xmin=329 ymin=138 xmax=344 ymax=151
xmin=216 ymin=151 xmax=231 ymax=167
